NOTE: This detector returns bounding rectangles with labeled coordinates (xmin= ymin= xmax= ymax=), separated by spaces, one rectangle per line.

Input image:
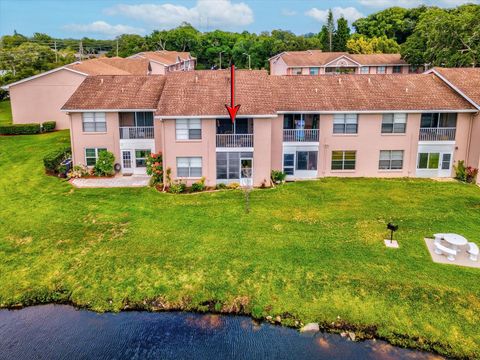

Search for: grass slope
xmin=0 ymin=131 xmax=479 ymax=358
xmin=0 ymin=100 xmax=12 ymax=126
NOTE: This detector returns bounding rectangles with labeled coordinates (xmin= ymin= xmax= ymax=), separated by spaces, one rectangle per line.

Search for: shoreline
xmin=0 ymin=297 xmax=458 ymax=359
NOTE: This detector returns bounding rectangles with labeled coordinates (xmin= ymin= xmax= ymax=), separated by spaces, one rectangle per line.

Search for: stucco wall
xmin=467 ymin=112 xmax=480 ymax=172
xmin=269 ymin=57 xmax=288 ymax=75
xmin=149 ymin=61 xmax=166 ymax=75
xmin=70 ymin=112 xmax=121 ymax=166
xmin=161 ymin=118 xmax=217 ymax=186
xmin=271 ymin=115 xmax=283 ymax=170
xmin=452 ymin=112 xmax=472 ymax=175
xmin=253 ymin=118 xmax=273 ymax=186
xmin=319 ymin=113 xmax=420 ymax=178
xmin=10 ymin=69 xmax=86 ymax=129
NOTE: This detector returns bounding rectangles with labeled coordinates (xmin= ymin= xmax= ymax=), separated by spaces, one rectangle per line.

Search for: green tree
xmin=333 ymin=17 xmax=350 ymax=51
xmin=111 ymin=34 xmax=147 ymax=57
xmin=347 ymin=35 xmax=400 ymax=54
xmin=326 ymin=9 xmax=335 ymax=51
xmin=318 ymin=25 xmax=330 ymax=51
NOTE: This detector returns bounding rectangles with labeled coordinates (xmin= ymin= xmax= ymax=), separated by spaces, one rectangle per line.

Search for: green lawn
xmin=1 ymin=131 xmax=480 ymax=358
xmin=0 ymin=100 xmax=12 ymax=126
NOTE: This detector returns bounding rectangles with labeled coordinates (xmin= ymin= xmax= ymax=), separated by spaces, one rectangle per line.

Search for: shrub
xmin=168 ymin=180 xmax=186 ymax=194
xmin=216 ymin=183 xmax=227 ymax=190
xmin=455 ymin=160 xmax=478 ymax=183
xmin=271 ymin=170 xmax=286 ymax=184
xmin=43 ymin=147 xmax=71 ymax=174
xmin=146 ymin=152 xmax=163 ymax=185
xmin=68 ymin=164 xmax=89 ymax=179
xmin=0 ymin=123 xmax=41 ymax=135
xmin=227 ymin=182 xmax=240 ymax=189
xmin=42 ymin=121 xmax=56 ymax=132
xmin=93 ymin=150 xmax=115 ymax=176
xmin=191 ymin=176 xmax=206 ymax=192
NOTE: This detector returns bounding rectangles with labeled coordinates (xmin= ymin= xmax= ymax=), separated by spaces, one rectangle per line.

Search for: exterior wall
xmin=149 ymin=61 xmax=166 ymax=75
xmin=161 ymin=118 xmax=217 ymax=187
xmin=271 ymin=115 xmax=283 ymax=170
xmin=452 ymin=112 xmax=472 ymax=173
xmin=70 ymin=112 xmax=121 ymax=166
xmin=270 ymin=57 xmax=289 ymax=75
xmin=466 ymin=112 xmax=480 ymax=184
xmin=253 ymin=118 xmax=273 ymax=186
xmin=319 ymin=113 xmax=420 ymax=178
xmin=10 ymin=69 xmax=85 ymax=129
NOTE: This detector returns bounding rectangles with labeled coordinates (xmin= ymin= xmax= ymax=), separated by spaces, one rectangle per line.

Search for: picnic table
xmin=443 ymin=233 xmax=468 ymax=250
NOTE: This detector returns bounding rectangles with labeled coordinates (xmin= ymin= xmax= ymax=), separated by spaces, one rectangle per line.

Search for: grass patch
xmin=0 ymin=100 xmax=12 ymax=126
xmin=1 ymin=131 xmax=479 ymax=358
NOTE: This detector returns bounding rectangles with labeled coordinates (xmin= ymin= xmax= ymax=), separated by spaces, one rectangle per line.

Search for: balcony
xmin=283 ymin=129 xmax=319 ymax=142
xmin=119 ymin=127 xmax=154 ymax=139
xmin=419 ymin=128 xmax=456 ymax=141
xmin=216 ymin=134 xmax=253 ymax=148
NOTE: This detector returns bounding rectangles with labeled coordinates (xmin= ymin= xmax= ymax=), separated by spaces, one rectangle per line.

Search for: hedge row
xmin=0 ymin=121 xmax=56 ymax=135
xmin=0 ymin=123 xmax=41 ymax=135
xmin=43 ymin=147 xmax=71 ymax=173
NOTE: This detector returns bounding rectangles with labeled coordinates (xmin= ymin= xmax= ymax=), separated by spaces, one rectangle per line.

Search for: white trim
xmin=62 ymin=109 xmax=157 ymax=112
xmin=2 ymin=64 xmax=87 ymax=89
xmin=324 ymin=55 xmax=361 ymax=67
xmin=426 ymin=69 xmax=480 ymax=110
xmin=277 ymin=110 xmax=476 ymax=114
xmin=155 ymin=114 xmax=278 ymax=119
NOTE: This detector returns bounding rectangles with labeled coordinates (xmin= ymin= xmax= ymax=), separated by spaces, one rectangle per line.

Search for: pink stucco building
xmin=269 ymin=51 xmax=416 ymax=76
xmin=61 ymin=68 xmax=480 ymax=187
xmin=3 ymin=51 xmax=195 ymax=130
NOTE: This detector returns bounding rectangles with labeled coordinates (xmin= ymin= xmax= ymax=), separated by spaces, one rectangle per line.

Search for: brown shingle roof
xmin=156 ymin=70 xmax=276 ymax=116
xmin=270 ymin=74 xmax=474 ymax=112
xmin=67 ymin=57 xmax=150 ymax=75
xmin=273 ymin=50 xmax=406 ymax=67
xmin=62 ymin=76 xmax=165 ymax=110
xmin=137 ymin=51 xmax=194 ymax=65
xmin=433 ymin=67 xmax=480 ymax=108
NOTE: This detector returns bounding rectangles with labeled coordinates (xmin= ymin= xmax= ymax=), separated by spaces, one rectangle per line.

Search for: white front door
xmin=122 ymin=149 xmax=150 ymax=175
xmin=122 ymin=150 xmax=133 ymax=174
xmin=240 ymin=158 xmax=253 ymax=187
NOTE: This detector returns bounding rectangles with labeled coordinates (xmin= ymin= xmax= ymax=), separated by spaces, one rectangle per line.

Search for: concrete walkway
xmin=424 ymin=238 xmax=479 ymax=268
xmin=70 ymin=175 xmax=150 ymax=188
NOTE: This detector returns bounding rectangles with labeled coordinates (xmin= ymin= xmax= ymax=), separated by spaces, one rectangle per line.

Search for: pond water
xmin=0 ymin=305 xmax=443 ymax=360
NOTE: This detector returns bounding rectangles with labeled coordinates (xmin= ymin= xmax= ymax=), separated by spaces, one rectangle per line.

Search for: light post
xmin=243 ymin=53 xmax=251 ymax=70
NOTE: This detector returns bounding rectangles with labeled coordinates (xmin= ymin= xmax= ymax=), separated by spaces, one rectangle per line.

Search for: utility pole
xmin=219 ymin=51 xmax=224 ymax=69
xmin=79 ymin=41 xmax=83 ymax=61
xmin=243 ymin=53 xmax=251 ymax=70
xmin=54 ymin=41 xmax=58 ymax=63
xmin=116 ymin=39 xmax=119 ymax=57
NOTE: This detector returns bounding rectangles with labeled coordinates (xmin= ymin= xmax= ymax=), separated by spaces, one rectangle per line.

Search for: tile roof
xmin=62 ymin=76 xmax=165 ymax=110
xmin=433 ymin=67 xmax=480 ymax=108
xmin=270 ymin=74 xmax=474 ymax=112
xmin=67 ymin=57 xmax=150 ymax=75
xmin=272 ymin=50 xmax=406 ymax=67
xmin=136 ymin=51 xmax=194 ymax=65
xmin=156 ymin=70 xmax=276 ymax=116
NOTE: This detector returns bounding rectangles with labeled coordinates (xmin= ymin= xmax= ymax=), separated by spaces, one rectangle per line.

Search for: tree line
xmin=0 ymin=4 xmax=478 ymax=90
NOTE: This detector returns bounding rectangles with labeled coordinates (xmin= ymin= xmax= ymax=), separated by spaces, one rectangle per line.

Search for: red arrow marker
xmin=225 ymin=64 xmax=240 ymax=123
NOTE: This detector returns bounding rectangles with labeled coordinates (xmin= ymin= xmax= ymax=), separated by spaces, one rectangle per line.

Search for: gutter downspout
xmin=465 ymin=112 xmax=475 ymax=166
xmin=161 ymin=118 xmax=167 ymax=191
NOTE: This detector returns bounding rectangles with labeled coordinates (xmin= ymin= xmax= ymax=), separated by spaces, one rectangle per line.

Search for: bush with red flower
xmin=146 ymin=152 xmax=163 ymax=185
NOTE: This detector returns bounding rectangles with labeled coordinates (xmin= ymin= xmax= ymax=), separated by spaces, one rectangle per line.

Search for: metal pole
xmin=54 ymin=41 xmax=57 ymax=63
xmin=116 ymin=39 xmax=119 ymax=57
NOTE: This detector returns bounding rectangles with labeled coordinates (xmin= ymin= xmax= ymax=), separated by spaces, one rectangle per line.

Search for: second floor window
xmin=331 ymin=151 xmax=356 ymax=170
xmin=82 ymin=112 xmax=106 ymax=132
xmin=176 ymin=119 xmax=201 ymax=140
xmin=377 ymin=66 xmax=386 ymax=74
xmin=309 ymin=67 xmax=319 ymax=75
xmin=360 ymin=66 xmax=369 ymax=74
xmin=393 ymin=66 xmax=402 ymax=73
xmin=382 ymin=113 xmax=407 ymax=133
xmin=177 ymin=157 xmax=202 ymax=177
xmin=420 ymin=113 xmax=457 ymax=128
xmin=333 ymin=114 xmax=358 ymax=134
xmin=291 ymin=68 xmax=302 ymax=75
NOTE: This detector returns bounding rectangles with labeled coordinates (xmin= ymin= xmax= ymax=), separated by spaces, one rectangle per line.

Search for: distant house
xmin=2 ymin=51 xmax=195 ymax=129
xmin=269 ymin=50 xmax=416 ymax=76
xmin=128 ymin=51 xmax=196 ymax=74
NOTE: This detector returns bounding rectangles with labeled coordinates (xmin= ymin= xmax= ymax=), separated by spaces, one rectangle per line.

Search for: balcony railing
xmin=419 ymin=127 xmax=456 ymax=141
xmin=283 ymin=129 xmax=319 ymax=142
xmin=119 ymin=127 xmax=154 ymax=139
xmin=216 ymin=134 xmax=253 ymax=148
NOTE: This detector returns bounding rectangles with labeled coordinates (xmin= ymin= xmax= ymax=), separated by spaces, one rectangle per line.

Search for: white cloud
xmin=105 ymin=0 xmax=254 ymax=29
xmin=281 ymin=9 xmax=297 ymax=16
xmin=64 ymin=21 xmax=145 ymax=36
xmin=305 ymin=7 xmax=364 ymax=24
xmin=359 ymin=0 xmax=477 ymax=7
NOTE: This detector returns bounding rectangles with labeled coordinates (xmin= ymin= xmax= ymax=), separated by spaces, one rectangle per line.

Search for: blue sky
xmin=0 ymin=0 xmax=477 ymax=39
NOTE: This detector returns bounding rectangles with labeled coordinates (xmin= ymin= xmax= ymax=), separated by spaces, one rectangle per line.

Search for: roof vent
xmin=195 ymin=74 xmax=199 ymax=83
xmin=405 ymin=87 xmax=409 ymax=93
xmin=121 ymin=87 xmax=124 ymax=93
xmin=338 ymin=78 xmax=341 ymax=84
xmin=315 ymin=88 xmax=318 ymax=93
xmin=368 ymin=77 xmax=371 ymax=84
xmin=100 ymin=78 xmax=104 ymax=85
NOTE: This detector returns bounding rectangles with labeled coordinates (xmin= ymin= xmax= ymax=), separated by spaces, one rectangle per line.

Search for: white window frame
xmin=82 ymin=112 xmax=106 ymax=132
xmin=377 ymin=66 xmax=386 ymax=74
xmin=291 ymin=67 xmax=302 ymax=75
xmin=85 ymin=148 xmax=107 ymax=166
xmin=379 ymin=150 xmax=404 ymax=170
xmin=381 ymin=113 xmax=407 ymax=134
xmin=333 ymin=114 xmax=358 ymax=134
xmin=177 ymin=157 xmax=202 ymax=178
xmin=417 ymin=152 xmax=440 ymax=169
xmin=331 ymin=151 xmax=356 ymax=170
xmin=309 ymin=67 xmax=319 ymax=75
xmin=176 ymin=119 xmax=201 ymax=140
xmin=360 ymin=66 xmax=369 ymax=74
